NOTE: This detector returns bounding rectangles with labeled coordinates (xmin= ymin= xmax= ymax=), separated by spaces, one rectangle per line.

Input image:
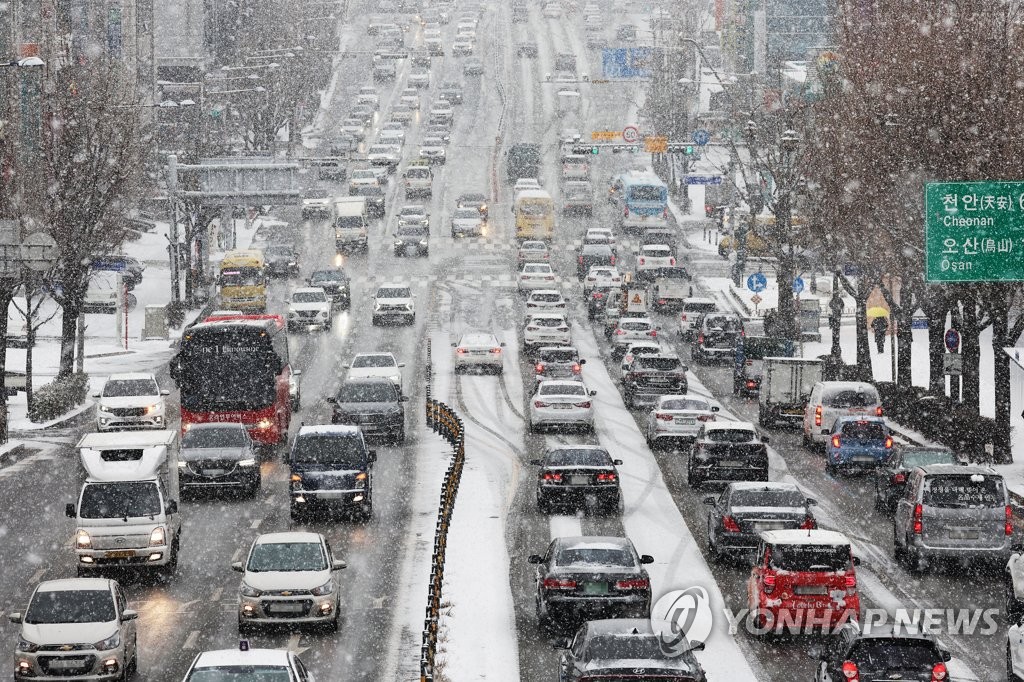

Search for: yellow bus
xmin=218 ymin=249 xmax=267 ymax=313
xmin=514 ymin=189 xmax=555 ymax=241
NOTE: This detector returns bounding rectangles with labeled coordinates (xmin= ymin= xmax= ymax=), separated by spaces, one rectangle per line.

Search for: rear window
xmin=660 ymin=398 xmax=710 ymax=411
xmin=636 ymin=357 xmax=681 ymax=372
xmin=839 ymin=421 xmax=887 ymax=440
xmin=538 ymin=349 xmax=576 ymax=362
xmin=621 ymin=321 xmax=651 ymax=331
xmin=847 ymin=639 xmax=940 ymax=668
xmin=628 ymin=185 xmax=666 ymax=202
xmin=546 ymin=448 xmax=611 ymax=466
xmin=706 ymin=429 xmax=756 ymax=443
xmin=923 ymin=474 xmax=1005 ymax=508
xmin=824 ymin=388 xmax=879 ymax=408
xmin=683 ymin=302 xmax=717 ymax=314
xmin=555 ymin=547 xmax=633 ymax=567
xmin=539 ymin=383 xmax=586 ymax=396
xmin=732 ymin=489 xmax=806 ymax=508
xmin=584 ymin=635 xmax=673 ymax=661
xmin=902 ymin=449 xmax=958 ymax=468
xmin=531 ymin=293 xmax=562 ymax=303
xmin=531 ymin=317 xmax=565 ymax=327
xmin=769 ymin=543 xmax=851 ymax=571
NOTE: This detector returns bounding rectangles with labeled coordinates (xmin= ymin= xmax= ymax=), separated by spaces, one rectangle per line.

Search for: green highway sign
xmin=924 ymin=181 xmax=1024 ymax=282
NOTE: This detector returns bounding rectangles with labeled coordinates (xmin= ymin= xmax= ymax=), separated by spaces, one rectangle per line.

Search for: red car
xmin=747 ymin=529 xmax=861 ymax=635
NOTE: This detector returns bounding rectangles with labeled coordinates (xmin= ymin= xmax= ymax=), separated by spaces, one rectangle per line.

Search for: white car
xmin=517 ymin=240 xmax=550 ymax=265
xmin=453 ymin=332 xmax=505 ymax=374
xmin=525 ymin=289 xmax=566 ymax=311
xmin=677 ymin=297 xmax=718 ymax=340
xmin=529 ymin=380 xmax=596 ymax=433
xmin=646 ymin=394 xmax=718 ymax=448
xmin=619 ymin=340 xmax=664 ymax=371
xmin=542 ymin=2 xmax=562 ymax=18
xmin=514 ymin=178 xmax=542 ymax=195
xmin=409 ymin=68 xmax=431 ymax=88
xmin=611 ymin=317 xmax=659 ymax=356
xmin=10 ymin=578 xmax=138 ymax=681
xmin=429 ymin=102 xmax=454 ymax=124
xmin=585 ymin=227 xmax=616 ymax=248
xmin=356 ymin=86 xmax=379 ymax=109
xmin=399 ymin=88 xmax=421 ymax=109
xmin=524 ymin=312 xmax=571 ymax=351
xmin=183 ymin=647 xmax=315 ymax=681
xmin=235 ymin=532 xmax=346 ymax=633
xmin=340 ymin=118 xmax=367 ymax=139
xmin=94 ymin=372 xmax=169 ymax=431
xmin=390 ymin=105 xmax=414 ymax=123
xmin=637 ymin=244 xmax=676 ymax=273
xmin=420 ymin=137 xmax=447 ymax=164
xmin=372 ymin=284 xmax=415 ymax=326
xmin=378 ymin=122 xmax=406 ymax=145
xmin=452 ymin=38 xmax=474 ymax=56
xmin=287 ymin=287 xmax=332 ymax=332
xmin=397 ymin=204 xmax=429 ymax=225
xmin=582 ymin=265 xmax=623 ymax=293
xmin=367 ymin=143 xmax=401 ymax=168
xmin=345 ymin=352 xmax=405 ymax=389
xmin=451 ymin=208 xmax=484 ymax=237
xmin=518 ymin=262 xmax=557 ymax=293
xmin=302 ymin=188 xmax=333 ymax=220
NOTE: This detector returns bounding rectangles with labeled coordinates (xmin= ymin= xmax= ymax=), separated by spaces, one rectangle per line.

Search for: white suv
xmin=524 ymin=312 xmax=571 ymax=351
xmin=287 ymin=287 xmax=332 ymax=332
xmin=10 ymin=578 xmax=138 ymax=680
xmin=372 ymin=285 xmax=415 ymax=326
xmin=94 ymin=372 xmax=168 ymax=431
xmin=345 ymin=352 xmax=405 ymax=390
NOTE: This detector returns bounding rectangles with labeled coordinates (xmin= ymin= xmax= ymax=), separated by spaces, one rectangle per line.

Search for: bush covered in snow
xmin=29 ymin=372 xmax=89 ymax=423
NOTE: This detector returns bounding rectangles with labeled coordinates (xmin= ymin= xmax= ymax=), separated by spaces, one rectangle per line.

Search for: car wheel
xmin=127 ymin=636 xmax=138 ymax=678
xmin=686 ymin=464 xmax=701 ymax=488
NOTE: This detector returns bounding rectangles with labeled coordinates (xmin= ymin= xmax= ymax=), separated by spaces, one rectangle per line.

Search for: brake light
xmin=814 ymin=405 xmax=822 ymax=427
xmin=610 ymin=255 xmax=616 ymax=265
xmin=1007 ymin=505 xmax=1014 ymax=536
xmin=649 ymin=330 xmax=657 ymax=337
xmin=892 ymin=472 xmax=906 ymax=484
xmin=571 ymin=363 xmax=582 ymax=373
xmin=456 ymin=348 xmax=467 ymax=354
xmin=884 ymin=435 xmax=893 ymax=448
xmin=624 ymin=206 xmax=629 ymax=217
xmin=845 ymin=573 xmax=856 ymax=588
xmin=639 ymin=257 xmax=645 ymax=265
xmin=680 ymin=314 xmax=687 ymax=321
xmin=614 ymin=578 xmax=649 ymax=590
xmin=596 ymin=472 xmax=617 ymax=482
xmin=535 ymin=363 xmax=545 ymax=373
xmin=876 ymin=406 xmax=884 ymax=416
xmin=669 ymin=257 xmax=676 ymax=265
xmin=697 ymin=333 xmax=705 ymax=344
xmin=800 ymin=516 xmax=816 ymax=530
xmin=656 ymin=413 xmax=674 ymax=421
xmin=842 ymin=660 xmax=859 ymax=681
xmin=762 ymin=572 xmax=776 ymax=594
xmin=574 ymin=401 xmax=591 ymax=408
xmin=578 ymin=256 xmax=583 ymax=264
xmin=542 ymin=472 xmax=562 ymax=482
xmin=931 ymin=662 xmax=947 ymax=681
xmin=913 ymin=503 xmax=923 ymax=534
xmin=490 ymin=347 xmax=502 ymax=354
xmin=542 ymin=578 xmax=576 ymax=589
xmin=831 ymin=435 xmax=841 ymax=449
xmin=746 ymin=380 xmax=757 ymax=389
xmin=722 ymin=516 xmax=741 ymax=533
xmin=658 ymin=298 xmax=667 ymax=305
xmin=534 ymin=400 xmax=549 ymax=408
xmin=614 ymin=329 xmax=625 ymax=335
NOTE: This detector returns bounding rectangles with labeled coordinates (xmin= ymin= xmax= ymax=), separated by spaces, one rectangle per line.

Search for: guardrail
xmin=420 ymin=339 xmax=464 ymax=682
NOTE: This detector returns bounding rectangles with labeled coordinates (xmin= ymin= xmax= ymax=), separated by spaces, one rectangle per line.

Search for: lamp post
xmin=776 ymin=128 xmax=802 ymax=340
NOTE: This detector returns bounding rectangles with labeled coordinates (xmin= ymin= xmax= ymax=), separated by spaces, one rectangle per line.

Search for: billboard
xmin=602 ymin=48 xmax=654 ymax=79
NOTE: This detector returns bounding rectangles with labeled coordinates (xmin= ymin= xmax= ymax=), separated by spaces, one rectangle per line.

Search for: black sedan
xmin=307 ymin=269 xmax=351 ymax=309
xmin=531 ymin=445 xmax=620 ymax=513
xmin=687 ymin=422 xmax=769 ymax=487
xmin=456 ymin=192 xmax=488 ymax=218
xmin=815 ymin=622 xmax=951 ymax=682
xmin=328 ymin=378 xmax=407 ymax=444
xmin=179 ymin=423 xmax=261 ymax=497
xmin=529 ymin=537 xmax=653 ymax=632
xmin=576 ymin=243 xmax=615 ymax=279
xmin=704 ymin=482 xmax=816 ymax=561
xmin=264 ymin=243 xmax=299 ymax=278
xmin=554 ymin=619 xmax=706 ymax=681
xmin=873 ymin=445 xmax=961 ymax=513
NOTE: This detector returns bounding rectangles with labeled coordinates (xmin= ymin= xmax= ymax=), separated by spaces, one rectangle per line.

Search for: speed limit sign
xmin=622 ymin=126 xmax=639 ymax=144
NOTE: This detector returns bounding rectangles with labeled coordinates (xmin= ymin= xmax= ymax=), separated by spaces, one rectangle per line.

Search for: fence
xmin=421 ymin=339 xmax=465 ymax=682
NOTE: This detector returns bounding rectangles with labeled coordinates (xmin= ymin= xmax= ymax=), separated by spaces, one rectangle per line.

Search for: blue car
xmin=825 ymin=416 xmax=893 ymax=475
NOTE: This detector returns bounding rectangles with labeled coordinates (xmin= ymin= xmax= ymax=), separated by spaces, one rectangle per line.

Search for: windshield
xmin=847 ymin=639 xmax=940 ymax=668
xmin=539 ymin=383 xmax=585 ymax=396
xmin=26 ymin=590 xmax=115 ymax=624
xmin=336 ymin=382 xmax=397 ymax=403
xmin=628 ymin=185 xmax=666 ymax=202
xmin=546 ymin=448 xmax=611 ymax=466
xmin=186 ymin=668 xmax=292 ymax=682
xmin=80 ymin=481 xmax=161 ymax=519
xmin=769 ymin=543 xmax=851 ymax=571
xmin=103 ymin=379 xmax=158 ymax=397
xmin=292 ymin=291 xmax=326 ymax=303
xmin=824 ymin=389 xmax=878 ymax=408
xmin=586 ymin=635 xmax=674 ymax=661
xmin=840 ymin=421 xmax=886 ymax=440
xmin=556 ymin=547 xmax=633 ymax=567
xmin=292 ymin=434 xmax=366 ymax=467
xmin=518 ymin=201 xmax=550 ymax=216
xmin=247 ymin=542 xmax=326 ymax=572
xmin=183 ymin=426 xmax=248 ymax=449
xmin=220 ymin=267 xmax=263 ymax=288
xmin=732 ymin=489 xmax=806 ymax=508
xmin=352 ymin=354 xmax=396 ymax=368
xmin=923 ymin=474 xmax=1004 ymax=508
xmin=377 ymin=288 xmax=411 ymax=298
xmin=636 ymin=357 xmax=681 ymax=371
xmin=706 ymin=429 xmax=756 ymax=443
xmin=660 ymin=398 xmax=710 ymax=411
xmin=903 ymin=449 xmax=957 ymax=468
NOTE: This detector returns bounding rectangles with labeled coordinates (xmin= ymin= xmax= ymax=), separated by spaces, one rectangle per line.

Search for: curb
xmin=0 ymin=441 xmax=26 ymax=464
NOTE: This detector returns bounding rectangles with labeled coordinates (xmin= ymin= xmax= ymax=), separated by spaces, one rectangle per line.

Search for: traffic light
xmin=667 ymin=143 xmax=695 ymax=154
xmin=572 ymin=145 xmax=600 ymax=155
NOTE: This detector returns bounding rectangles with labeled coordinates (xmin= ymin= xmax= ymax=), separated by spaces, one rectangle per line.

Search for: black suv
xmin=622 ymin=353 xmax=688 ymax=409
xmin=328 ymin=378 xmax=407 ymax=443
xmin=554 ymin=619 xmax=705 ymax=681
xmin=691 ymin=312 xmax=744 ymax=364
xmin=264 ymin=243 xmax=299 ymax=278
xmin=531 ymin=446 xmax=621 ymax=513
xmin=576 ymin=244 xmax=616 ymax=279
xmin=815 ymin=622 xmax=951 ymax=682
xmin=307 ymin=269 xmax=351 ymax=309
xmin=289 ymin=425 xmax=375 ymax=522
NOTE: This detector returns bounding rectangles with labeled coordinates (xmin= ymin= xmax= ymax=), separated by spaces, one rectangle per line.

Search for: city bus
xmin=170 ymin=314 xmax=292 ymax=446
xmin=609 ymin=170 xmax=669 ymax=231
xmin=513 ymin=189 xmax=555 ymax=241
xmin=218 ymin=249 xmax=267 ymax=313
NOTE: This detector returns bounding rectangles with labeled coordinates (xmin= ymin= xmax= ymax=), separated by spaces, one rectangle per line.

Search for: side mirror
xmin=293 ymin=369 xmax=302 ymax=377
xmin=703 ymin=496 xmax=716 ymax=506
xmin=529 ymin=459 xmax=543 ymax=465
xmin=711 ymin=406 xmax=720 ymax=412
xmin=400 ymin=395 xmax=409 ymax=402
xmin=7 ymin=612 xmax=22 ymax=624
xmin=852 ymin=556 xmax=862 ymax=566
xmin=550 ymin=636 xmax=570 ymax=649
xmin=578 ymin=358 xmax=587 ymax=365
xmin=640 ymin=554 xmax=655 ymax=564
xmin=326 ymin=397 xmax=337 ymax=404
xmin=65 ymin=503 xmax=76 ymax=518
xmin=689 ymin=642 xmax=706 ymax=652
xmin=368 ymin=450 xmax=377 ymax=463
xmin=231 ymin=561 xmax=244 ymax=573
xmin=613 ymin=459 xmax=623 ymax=465
xmin=527 ymin=554 xmax=544 ymax=564
xmin=589 ymin=390 xmax=597 ymax=396
xmin=120 ymin=609 xmax=139 ymax=622
xmin=332 ymin=559 xmax=347 ymax=571
xmin=806 ymin=498 xmax=818 ymax=506
xmin=451 ymin=343 xmax=457 ymax=347
xmin=92 ymin=392 xmax=101 ymax=399
xmin=399 ymin=362 xmax=407 ymax=367
xmin=500 ymin=342 xmax=507 ymax=347
xmin=160 ymin=389 xmax=170 ymax=396
xmin=165 ymin=500 xmax=178 ymax=515
xmin=761 ymin=435 xmax=770 ymax=444
xmin=940 ymin=649 xmax=952 ymax=662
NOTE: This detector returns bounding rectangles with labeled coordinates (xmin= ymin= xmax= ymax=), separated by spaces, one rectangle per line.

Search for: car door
xmin=894 ymin=470 xmax=920 ymax=547
xmin=560 ymin=625 xmax=587 ymax=681
xmin=116 ymin=585 xmax=136 ymax=655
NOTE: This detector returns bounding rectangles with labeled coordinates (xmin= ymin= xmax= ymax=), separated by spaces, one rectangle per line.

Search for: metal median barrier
xmin=421 ymin=340 xmax=464 ymax=682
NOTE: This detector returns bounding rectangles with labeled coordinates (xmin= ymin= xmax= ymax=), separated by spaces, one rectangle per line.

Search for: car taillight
xmin=669 ymin=257 xmax=676 ymax=265
xmin=697 ymin=333 xmax=704 ymax=344
xmin=592 ymin=292 xmax=604 ymax=299
xmin=614 ymin=578 xmax=649 ymax=590
xmin=831 ymin=435 xmax=841 ymax=448
xmin=542 ymin=472 xmax=562 ymax=482
xmin=542 ymin=578 xmax=576 ymax=589
xmin=800 ymin=516 xmax=816 ymax=530
xmin=892 ymin=472 xmax=906 ymax=484
xmin=656 ymin=413 xmax=673 ymax=421
xmin=574 ymin=401 xmax=591 ymax=408
xmin=572 ymin=363 xmax=582 ymax=373
xmin=639 ymin=257 xmax=645 ymax=265
xmin=614 ymin=329 xmax=625 ymax=335
xmin=610 ymin=255 xmax=616 ymax=265
xmin=913 ymin=503 xmax=923 ymax=534
xmin=746 ymin=380 xmax=757 ymax=388
xmin=658 ymin=298 xmax=667 ymax=304
xmin=662 ymin=207 xmax=668 ymax=219
xmin=876 ymin=406 xmax=884 ymax=416
xmin=649 ymin=330 xmax=657 ymax=337
xmin=845 ymin=573 xmax=856 ymax=588
xmin=624 ymin=206 xmax=629 ymax=217
xmin=930 ymin=662 xmax=947 ymax=681
xmin=490 ymin=347 xmax=502 ymax=354
xmin=535 ymin=363 xmax=545 ymax=373
xmin=884 ymin=435 xmax=893 ymax=448
xmin=815 ymin=405 xmax=822 ymax=427
xmin=762 ymin=572 xmax=775 ymax=594
xmin=697 ymin=414 xmax=715 ymax=422
xmin=1007 ymin=505 xmax=1014 ymax=536
xmin=534 ymin=400 xmax=549 ymax=408
xmin=596 ymin=472 xmax=617 ymax=482
xmin=722 ymin=516 xmax=741 ymax=533
xmin=577 ymin=256 xmax=583 ymax=264
xmin=842 ymin=660 xmax=859 ymax=681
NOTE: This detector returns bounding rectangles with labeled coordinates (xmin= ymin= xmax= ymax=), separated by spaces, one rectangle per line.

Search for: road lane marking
xmin=28 ymin=568 xmax=46 ymax=584
xmin=231 ymin=547 xmax=244 ymax=563
xmin=211 ymin=587 xmax=223 ymax=602
xmin=250 ymin=518 xmax=262 ymax=530
xmin=183 ymin=630 xmax=200 ymax=650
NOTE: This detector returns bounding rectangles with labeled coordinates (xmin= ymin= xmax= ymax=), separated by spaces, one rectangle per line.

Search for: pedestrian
xmin=871 ymin=315 xmax=888 ymax=353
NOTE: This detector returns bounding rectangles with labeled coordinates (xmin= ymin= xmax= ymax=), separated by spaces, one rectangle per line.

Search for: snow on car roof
xmin=36 ymin=577 xmax=113 ymax=592
xmin=297 ymin=424 xmax=361 ymax=437
xmin=704 ymin=421 xmax=756 ymax=432
xmin=557 ymin=536 xmax=632 ymax=551
xmin=192 ymin=648 xmax=293 ymax=669
xmin=727 ymin=481 xmax=801 ymax=493
xmin=253 ymin=531 xmax=323 ymax=545
xmin=760 ymin=529 xmax=851 ymax=546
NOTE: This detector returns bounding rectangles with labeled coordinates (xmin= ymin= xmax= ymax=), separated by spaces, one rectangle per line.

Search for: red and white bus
xmin=171 ymin=314 xmax=292 ymax=445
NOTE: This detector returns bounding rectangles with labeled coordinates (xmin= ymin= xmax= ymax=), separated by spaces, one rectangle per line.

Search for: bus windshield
xmin=629 ymin=185 xmax=666 ymax=202
xmin=220 ymin=267 xmax=264 ymax=287
xmin=175 ymin=325 xmax=284 ymax=412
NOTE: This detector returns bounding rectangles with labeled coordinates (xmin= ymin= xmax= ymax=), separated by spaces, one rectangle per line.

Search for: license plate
xmin=553 ymin=404 xmax=572 ymax=410
xmin=106 ymin=550 xmax=134 ymax=559
xmin=753 ymin=521 xmax=787 ymax=532
xmin=794 ymin=585 xmax=827 ymax=595
xmin=269 ymin=602 xmax=306 ymax=613
xmin=583 ymin=582 xmax=608 ymax=595
xmin=570 ymin=475 xmax=590 ymax=486
xmin=48 ymin=659 xmax=84 ymax=669
xmin=679 ymin=418 xmax=696 ymax=425
xmin=783 ymin=408 xmax=804 ymax=415
xmin=204 ymin=469 xmax=226 ymax=476
xmin=852 ymin=456 xmax=876 ymax=463
xmin=718 ymin=460 xmax=742 ymax=467
xmin=949 ymin=529 xmax=980 ymax=540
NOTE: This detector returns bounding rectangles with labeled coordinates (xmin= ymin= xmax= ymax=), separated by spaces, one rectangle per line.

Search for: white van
xmin=802 ymin=381 xmax=882 ymax=447
xmin=82 ymin=270 xmax=122 ymax=314
xmin=333 ymin=197 xmax=369 ymax=252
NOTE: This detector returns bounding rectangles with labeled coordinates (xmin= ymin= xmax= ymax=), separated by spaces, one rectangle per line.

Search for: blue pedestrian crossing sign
xmin=792 ymin=276 xmax=805 ymax=294
xmin=746 ymin=273 xmax=767 ymax=292
xmin=691 ymin=129 xmax=711 ymax=146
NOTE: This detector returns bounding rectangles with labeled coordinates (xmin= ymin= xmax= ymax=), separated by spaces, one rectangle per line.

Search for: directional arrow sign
xmin=746 ymin=273 xmax=767 ymax=292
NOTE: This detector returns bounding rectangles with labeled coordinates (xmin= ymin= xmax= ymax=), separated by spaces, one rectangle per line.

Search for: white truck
xmin=66 ymin=430 xmax=181 ymax=579
xmin=757 ymin=357 xmax=823 ymax=428
xmin=333 ymin=197 xmax=370 ymax=252
xmin=403 ymin=162 xmax=433 ymax=198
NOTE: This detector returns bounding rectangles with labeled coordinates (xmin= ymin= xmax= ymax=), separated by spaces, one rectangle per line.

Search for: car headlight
xmin=149 ymin=526 xmax=166 ymax=547
xmin=144 ymin=403 xmax=161 ymax=415
xmin=238 ymin=458 xmax=257 ymax=467
xmin=93 ymin=631 xmax=120 ymax=651
xmin=76 ymin=529 xmax=92 ymax=549
xmin=240 ymin=582 xmax=261 ymax=598
xmin=419 ymin=240 xmax=428 ymax=246
xmin=311 ymin=581 xmax=334 ymax=596
xmin=374 ymin=302 xmax=383 ymax=311
xmin=17 ymin=637 xmax=39 ymax=653
xmin=99 ymin=403 xmax=113 ymax=413
xmin=394 ymin=240 xmax=403 ymax=247
xmin=319 ymin=311 xmax=328 ymax=318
